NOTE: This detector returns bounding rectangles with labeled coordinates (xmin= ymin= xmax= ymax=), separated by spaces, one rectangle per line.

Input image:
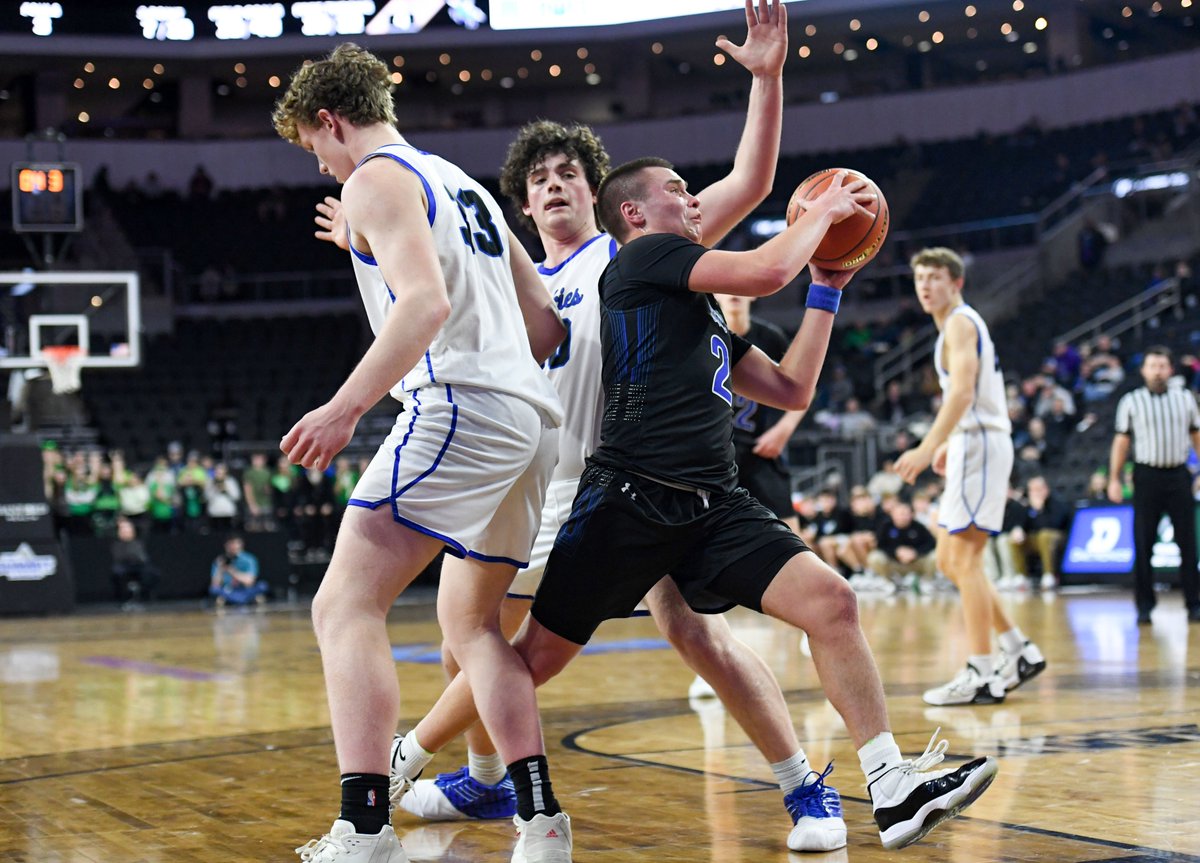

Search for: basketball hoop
xmin=40 ymin=346 xmax=84 ymax=394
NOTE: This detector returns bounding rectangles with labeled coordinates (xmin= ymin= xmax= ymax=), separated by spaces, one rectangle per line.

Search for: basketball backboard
xmin=0 ymin=271 xmax=140 ymax=369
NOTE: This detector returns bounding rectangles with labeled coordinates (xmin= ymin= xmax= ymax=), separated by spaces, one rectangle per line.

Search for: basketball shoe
xmin=295 ymin=821 xmax=409 ymax=863
xmin=995 ymin=641 xmax=1047 ymax=693
xmin=922 ymin=663 xmax=1006 ymax=706
xmin=867 ymin=729 xmax=998 ymax=850
xmin=783 ymin=763 xmax=847 ymax=851
xmin=399 ymin=767 xmax=517 ymax=820
xmin=511 ymin=811 xmax=572 ymax=863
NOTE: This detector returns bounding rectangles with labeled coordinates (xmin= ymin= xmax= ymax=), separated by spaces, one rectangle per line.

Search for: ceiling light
xmin=918 ymin=10 xmax=930 ymax=22
xmin=798 ymin=45 xmax=811 ymax=58
xmin=713 ymin=53 xmax=726 ymax=65
xmin=866 ymin=37 xmax=879 ymax=50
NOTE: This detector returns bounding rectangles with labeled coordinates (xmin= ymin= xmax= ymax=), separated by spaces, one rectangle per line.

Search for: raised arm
xmin=894 ymin=314 xmax=978 ymax=483
xmin=694 ymin=0 xmax=787 ymax=247
xmin=507 ymin=228 xmax=567 ymax=364
xmin=282 ymin=160 xmax=451 ymax=470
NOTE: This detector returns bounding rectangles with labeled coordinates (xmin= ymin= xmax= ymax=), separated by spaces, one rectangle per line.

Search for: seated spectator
xmin=811 ymin=489 xmax=852 ymax=574
xmin=1050 ymin=340 xmax=1081 ymax=390
xmin=205 ymin=462 xmax=241 ymax=533
xmin=839 ymin=486 xmax=882 ymax=575
xmin=1010 ymin=475 xmax=1072 ymax=591
xmin=209 ymin=534 xmax=267 ymax=608
xmin=1033 ymin=377 xmax=1076 ymax=419
xmin=1084 ymin=470 xmax=1110 ymax=503
xmin=110 ymin=518 xmax=159 ymax=608
xmin=986 ymin=486 xmax=1028 ymax=591
xmin=1081 ymin=335 xmax=1125 ymax=402
xmin=874 ymin=379 xmax=921 ymax=425
xmin=1015 ymin=416 xmax=1049 ymax=474
xmin=826 ymin=365 xmax=854 ymax=412
xmin=866 ymin=501 xmax=936 ymax=588
xmin=1042 ymin=396 xmax=1075 ymax=461
xmin=840 ymin=397 xmax=878 ymax=437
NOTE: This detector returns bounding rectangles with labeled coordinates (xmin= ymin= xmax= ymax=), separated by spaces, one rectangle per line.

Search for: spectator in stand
xmin=842 ymin=487 xmax=890 ymax=592
xmin=166 ymin=440 xmax=185 ymax=475
xmin=332 ymin=456 xmax=360 ymax=510
xmin=91 ymin=462 xmax=122 ymax=538
xmin=118 ymin=471 xmax=151 ymax=530
xmin=1084 ymin=470 xmax=1110 ymax=502
xmin=1033 ymin=376 xmax=1076 ymax=419
xmin=62 ymin=461 xmax=97 ymax=536
xmin=241 ymin=452 xmax=275 ymax=532
xmin=987 ymin=486 xmax=1028 ymax=591
xmin=110 ymin=518 xmax=159 ymax=608
xmin=875 ymin=379 xmax=920 ymax=425
xmin=146 ymin=456 xmax=178 ymax=533
xmin=271 ymin=455 xmax=298 ymax=548
xmin=826 ymin=365 xmax=854 ymax=412
xmin=1078 ymin=219 xmax=1109 ymax=271
xmin=866 ymin=501 xmax=936 ymax=591
xmin=840 ymin=396 xmax=877 ymax=437
xmin=1081 ymin=335 xmax=1125 ymax=403
xmin=294 ymin=467 xmax=336 ymax=560
xmin=209 ymin=534 xmax=267 ymax=608
xmin=1042 ymin=396 xmax=1075 ymax=462
xmin=205 ymin=462 xmax=242 ymax=534
xmin=812 ymin=489 xmax=852 ymax=574
xmin=1016 ymin=416 xmax=1049 ymax=469
xmin=1050 ymin=341 xmax=1082 ymax=389
xmin=177 ymin=452 xmax=208 ymax=532
xmin=1010 ymin=475 xmax=1072 ymax=591
xmin=188 ymin=164 xmax=214 ymax=199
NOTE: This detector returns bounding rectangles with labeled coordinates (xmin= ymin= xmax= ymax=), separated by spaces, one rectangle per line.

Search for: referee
xmin=1108 ymin=346 xmax=1200 ymax=624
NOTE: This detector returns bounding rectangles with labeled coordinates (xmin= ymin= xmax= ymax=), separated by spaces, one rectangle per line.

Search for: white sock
xmin=998 ymin=627 xmax=1026 ymax=654
xmin=468 ymin=750 xmax=507 ymax=786
xmin=394 ymin=734 xmax=434 ymax=779
xmin=969 ymin=654 xmax=994 ymax=677
xmin=770 ymin=751 xmax=812 ymax=795
xmin=858 ymin=732 xmax=902 ymax=784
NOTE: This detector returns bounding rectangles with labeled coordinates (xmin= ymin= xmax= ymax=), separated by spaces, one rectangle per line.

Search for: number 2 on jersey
xmin=710 ymin=335 xmax=732 ymax=405
xmin=547 ymin=318 xmax=572 ymax=370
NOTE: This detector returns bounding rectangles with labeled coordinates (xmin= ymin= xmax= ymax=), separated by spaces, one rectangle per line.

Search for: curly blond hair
xmin=272 ymin=43 xmax=395 ymax=145
xmin=499 ymin=120 xmax=610 ymax=234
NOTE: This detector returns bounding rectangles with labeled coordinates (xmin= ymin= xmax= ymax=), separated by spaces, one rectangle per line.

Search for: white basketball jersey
xmin=935 ymin=304 xmax=1011 ymax=434
xmin=347 ymin=143 xmax=561 ymax=425
xmin=538 ymin=233 xmax=617 ymax=482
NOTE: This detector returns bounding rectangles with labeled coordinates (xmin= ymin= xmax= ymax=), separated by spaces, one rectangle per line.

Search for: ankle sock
xmin=969 ymin=654 xmax=994 ymax=677
xmin=770 ymin=751 xmax=813 ymax=795
xmin=998 ymin=627 xmax=1026 ymax=655
xmin=468 ymin=749 xmax=507 ymax=786
xmin=508 ymin=755 xmax=561 ymax=821
xmin=339 ymin=773 xmax=390 ymax=834
xmin=393 ymin=734 xmax=434 ymax=779
xmin=858 ymin=732 xmax=902 ymax=786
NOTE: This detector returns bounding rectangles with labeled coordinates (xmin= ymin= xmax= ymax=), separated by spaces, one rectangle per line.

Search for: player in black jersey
xmin=715 ymin=293 xmax=804 ymax=532
xmin=399 ymin=159 xmax=999 ymax=850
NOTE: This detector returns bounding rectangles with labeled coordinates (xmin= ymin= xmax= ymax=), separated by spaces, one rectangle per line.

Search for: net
xmin=40 ymin=346 xmax=84 ymax=394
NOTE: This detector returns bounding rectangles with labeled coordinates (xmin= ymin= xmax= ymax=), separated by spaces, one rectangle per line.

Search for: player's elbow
xmin=745 ymin=262 xmax=794 ymax=297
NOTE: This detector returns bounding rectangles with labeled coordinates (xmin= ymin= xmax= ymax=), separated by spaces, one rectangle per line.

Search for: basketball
xmin=786 ymin=168 xmax=889 ymax=271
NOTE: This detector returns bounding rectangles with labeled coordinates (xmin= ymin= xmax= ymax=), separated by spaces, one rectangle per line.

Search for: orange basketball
xmin=785 ymin=168 xmax=889 ymax=271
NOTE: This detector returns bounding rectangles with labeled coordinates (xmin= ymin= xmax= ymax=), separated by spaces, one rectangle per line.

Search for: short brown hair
xmin=272 ymin=43 xmax=395 ymax=145
xmin=596 ymin=157 xmax=674 ymax=242
xmin=1143 ymin=345 xmax=1174 ymax=368
xmin=499 ymin=120 xmax=610 ymax=234
xmin=910 ymin=247 xmax=965 ymax=280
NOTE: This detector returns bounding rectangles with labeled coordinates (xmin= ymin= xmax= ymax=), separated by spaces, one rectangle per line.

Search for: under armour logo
xmin=620 ymin=482 xmax=636 ymax=500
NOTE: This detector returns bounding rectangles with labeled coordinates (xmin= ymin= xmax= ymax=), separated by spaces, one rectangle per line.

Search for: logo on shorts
xmin=620 ymin=482 xmax=636 ymax=500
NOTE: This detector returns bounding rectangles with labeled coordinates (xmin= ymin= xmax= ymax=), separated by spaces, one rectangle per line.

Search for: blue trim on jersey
xmin=357 ymin=150 xmax=438 ymax=227
xmin=605 ymin=303 xmax=661 ymax=385
xmin=505 ymin=591 xmax=537 ymax=601
xmin=608 ymin=236 xmax=618 ymax=257
xmin=424 ymin=350 xmax=437 ymax=383
xmin=939 ymin=519 xmax=1001 ymax=537
xmin=554 ymin=481 xmax=605 ymax=556
xmin=344 ymin=500 xmax=472 ymax=554
xmin=467 ymin=550 xmax=529 ymax=569
xmin=393 ymin=385 xmax=458 ymax=507
xmin=537 ymin=233 xmax=609 ymax=275
xmin=349 ymin=243 xmax=377 ymax=265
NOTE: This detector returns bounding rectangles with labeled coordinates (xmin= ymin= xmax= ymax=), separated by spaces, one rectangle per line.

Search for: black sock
xmin=339 ymin=773 xmax=390 ymax=834
xmin=508 ymin=755 xmax=561 ymax=821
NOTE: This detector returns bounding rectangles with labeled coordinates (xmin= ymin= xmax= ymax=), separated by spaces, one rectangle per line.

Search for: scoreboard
xmin=10 ymin=162 xmax=83 ymax=233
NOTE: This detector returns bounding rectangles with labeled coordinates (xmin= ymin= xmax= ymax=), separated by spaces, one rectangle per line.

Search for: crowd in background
xmin=40 ymin=441 xmax=364 ymax=562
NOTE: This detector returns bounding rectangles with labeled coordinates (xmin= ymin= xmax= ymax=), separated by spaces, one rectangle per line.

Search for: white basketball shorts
xmin=349 ymin=384 xmax=559 ymax=567
xmin=937 ymin=427 xmax=1014 ymax=535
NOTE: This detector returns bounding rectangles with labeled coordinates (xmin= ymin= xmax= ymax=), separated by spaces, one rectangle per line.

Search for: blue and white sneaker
xmin=398 ymin=767 xmax=517 ymax=821
xmin=783 ymin=762 xmax=847 ymax=851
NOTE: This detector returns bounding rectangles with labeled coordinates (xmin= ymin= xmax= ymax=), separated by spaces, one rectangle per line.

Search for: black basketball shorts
xmin=735 ymin=448 xmax=795 ymax=520
xmin=530 ymin=464 xmax=810 ymax=645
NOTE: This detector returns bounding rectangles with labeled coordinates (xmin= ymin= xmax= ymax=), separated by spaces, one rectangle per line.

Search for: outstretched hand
xmin=716 ymin=0 xmax=787 ymax=78
xmin=314 ymin=196 xmax=348 ymax=250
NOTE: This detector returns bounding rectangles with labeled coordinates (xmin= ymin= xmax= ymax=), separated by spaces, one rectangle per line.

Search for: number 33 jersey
xmin=348 ymin=144 xmax=561 ymax=425
xmin=593 ymin=233 xmax=752 ymax=494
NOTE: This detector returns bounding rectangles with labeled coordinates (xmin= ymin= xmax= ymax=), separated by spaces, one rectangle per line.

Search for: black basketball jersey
xmin=731 ymin=318 xmax=790 ymax=449
xmin=591 ymin=233 xmax=752 ymax=493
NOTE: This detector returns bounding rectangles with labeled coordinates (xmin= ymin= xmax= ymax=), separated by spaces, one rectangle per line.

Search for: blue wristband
xmin=806 ymin=283 xmax=841 ymax=314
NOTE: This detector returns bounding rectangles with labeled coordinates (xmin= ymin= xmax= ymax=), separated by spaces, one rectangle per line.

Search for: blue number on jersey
xmin=547 ymin=318 xmax=572 ymax=370
xmin=733 ymin=394 xmax=758 ymax=431
xmin=451 ymin=187 xmax=504 ymax=257
xmin=710 ymin=335 xmax=732 ymax=405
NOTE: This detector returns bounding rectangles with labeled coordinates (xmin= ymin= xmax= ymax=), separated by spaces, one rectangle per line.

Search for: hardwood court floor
xmin=2 ymin=587 xmax=1198 ymax=862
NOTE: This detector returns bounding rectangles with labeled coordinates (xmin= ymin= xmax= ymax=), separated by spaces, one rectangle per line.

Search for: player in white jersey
xmin=273 ymin=44 xmax=572 ymax=863
xmin=894 ymin=248 xmax=1045 ymax=706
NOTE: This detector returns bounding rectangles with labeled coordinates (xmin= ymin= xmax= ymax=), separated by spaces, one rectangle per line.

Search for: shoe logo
xmin=867 ymin=762 xmax=888 ymax=776
xmin=546 ymin=829 xmax=559 ymax=838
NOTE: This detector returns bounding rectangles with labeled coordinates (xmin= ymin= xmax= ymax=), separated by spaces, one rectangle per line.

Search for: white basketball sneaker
xmin=511 ymin=811 xmax=572 ymax=863
xmin=922 ymin=664 xmax=1006 ymax=706
xmin=995 ymin=641 xmax=1047 ymax=692
xmin=295 ymin=821 xmax=408 ymax=863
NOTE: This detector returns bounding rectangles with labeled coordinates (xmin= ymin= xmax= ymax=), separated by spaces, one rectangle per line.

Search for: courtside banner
xmin=1063 ymin=505 xmax=1135 ymax=575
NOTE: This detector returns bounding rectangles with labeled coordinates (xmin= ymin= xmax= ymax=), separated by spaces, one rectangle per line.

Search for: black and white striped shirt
xmin=1114 ymin=385 xmax=1200 ymax=468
